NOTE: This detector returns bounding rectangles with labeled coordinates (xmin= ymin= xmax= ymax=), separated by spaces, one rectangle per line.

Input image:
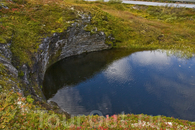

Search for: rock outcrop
xmin=0 ymin=43 xmax=19 ymax=92
xmin=0 ymin=12 xmax=111 ymax=105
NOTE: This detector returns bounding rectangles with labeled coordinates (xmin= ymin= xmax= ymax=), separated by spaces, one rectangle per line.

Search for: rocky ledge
xmin=0 ymin=13 xmax=112 ymax=117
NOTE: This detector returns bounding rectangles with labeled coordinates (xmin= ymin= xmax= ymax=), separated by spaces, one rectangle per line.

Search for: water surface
xmin=86 ymin=0 xmax=195 ymax=8
xmin=43 ymin=49 xmax=195 ymax=121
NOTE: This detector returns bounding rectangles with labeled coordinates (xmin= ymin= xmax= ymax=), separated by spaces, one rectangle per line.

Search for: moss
xmin=0 ymin=63 xmax=5 ymax=73
xmin=18 ymin=71 xmax=24 ymax=77
xmin=32 ymin=84 xmax=43 ymax=99
xmin=48 ymin=50 xmax=62 ymax=68
xmin=0 ymin=63 xmax=18 ymax=91
xmin=92 ymin=3 xmax=195 ymax=56
xmin=84 ymin=6 xmax=135 ymax=45
xmin=0 ymin=64 xmax=7 ymax=89
xmin=26 ymin=95 xmax=34 ymax=104
xmin=0 ymin=0 xmax=79 ymax=66
xmin=1 ymin=1 xmax=195 ymax=68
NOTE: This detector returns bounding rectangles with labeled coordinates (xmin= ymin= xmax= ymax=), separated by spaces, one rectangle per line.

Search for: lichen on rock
xmin=34 ymin=12 xmax=111 ymax=99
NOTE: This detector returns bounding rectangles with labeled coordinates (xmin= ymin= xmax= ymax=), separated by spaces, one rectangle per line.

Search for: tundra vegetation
xmin=1 ymin=0 xmax=195 ymax=129
xmin=121 ymin=0 xmax=195 ymax=4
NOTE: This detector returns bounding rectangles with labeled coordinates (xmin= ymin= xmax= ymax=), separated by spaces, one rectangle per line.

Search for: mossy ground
xmin=0 ymin=0 xmax=78 ymax=65
xmin=1 ymin=0 xmax=195 ymax=65
xmin=1 ymin=91 xmax=195 ymax=129
xmin=120 ymin=0 xmax=195 ymax=4
xmin=84 ymin=1 xmax=195 ymax=57
xmin=1 ymin=0 xmax=195 ymax=129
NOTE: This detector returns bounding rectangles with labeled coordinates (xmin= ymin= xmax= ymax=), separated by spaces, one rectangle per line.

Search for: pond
xmin=43 ymin=49 xmax=195 ymax=121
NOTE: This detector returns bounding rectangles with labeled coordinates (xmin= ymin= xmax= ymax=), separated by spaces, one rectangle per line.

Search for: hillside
xmin=1 ymin=0 xmax=195 ymax=129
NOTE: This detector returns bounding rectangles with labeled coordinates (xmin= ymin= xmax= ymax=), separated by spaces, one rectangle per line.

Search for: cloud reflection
xmin=131 ymin=50 xmax=172 ymax=66
xmin=103 ymin=58 xmax=133 ymax=83
xmin=46 ymin=50 xmax=195 ymax=121
xmin=48 ymin=86 xmax=88 ymax=116
xmin=145 ymin=73 xmax=195 ymax=120
xmin=48 ymin=85 xmax=113 ymax=116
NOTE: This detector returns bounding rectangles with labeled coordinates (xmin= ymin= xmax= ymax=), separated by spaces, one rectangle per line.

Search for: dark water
xmin=43 ymin=49 xmax=195 ymax=121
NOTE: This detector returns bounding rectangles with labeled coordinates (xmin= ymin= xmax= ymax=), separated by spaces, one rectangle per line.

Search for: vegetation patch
xmin=1 ymin=0 xmax=195 ymax=67
xmin=86 ymin=2 xmax=195 ymax=57
xmin=123 ymin=0 xmax=195 ymax=4
xmin=0 ymin=0 xmax=78 ymax=65
xmin=1 ymin=91 xmax=195 ymax=129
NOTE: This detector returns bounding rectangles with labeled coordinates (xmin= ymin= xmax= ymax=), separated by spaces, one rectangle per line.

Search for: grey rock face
xmin=21 ymin=64 xmax=29 ymax=85
xmin=0 ymin=43 xmax=18 ymax=77
xmin=0 ymin=56 xmax=18 ymax=77
xmin=35 ymin=14 xmax=111 ymax=93
xmin=0 ymin=43 xmax=19 ymax=93
xmin=0 ymin=3 xmax=9 ymax=9
xmin=0 ymin=43 xmax=12 ymax=60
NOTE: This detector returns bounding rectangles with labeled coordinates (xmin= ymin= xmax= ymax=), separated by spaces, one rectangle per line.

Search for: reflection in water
xmin=43 ymin=49 xmax=139 ymax=99
xmin=43 ymin=49 xmax=195 ymax=121
xmin=49 ymin=87 xmax=88 ymax=116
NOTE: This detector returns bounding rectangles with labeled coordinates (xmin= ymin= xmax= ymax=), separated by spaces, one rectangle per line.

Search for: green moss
xmin=0 ymin=1 xmax=78 ymax=66
xmin=0 ymin=63 xmax=18 ymax=91
xmin=0 ymin=64 xmax=7 ymax=89
xmin=26 ymin=95 xmax=34 ymax=104
xmin=1 ymin=1 xmax=195 ymax=68
xmin=47 ymin=46 xmax=62 ymax=68
xmin=0 ymin=63 xmax=5 ymax=73
xmin=18 ymin=71 xmax=24 ymax=77
xmin=84 ymin=6 xmax=135 ymax=44
xmin=86 ymin=2 xmax=195 ymax=56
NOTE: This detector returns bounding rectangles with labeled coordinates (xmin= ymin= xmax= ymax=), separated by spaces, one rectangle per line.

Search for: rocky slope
xmin=0 ymin=10 xmax=111 ymax=115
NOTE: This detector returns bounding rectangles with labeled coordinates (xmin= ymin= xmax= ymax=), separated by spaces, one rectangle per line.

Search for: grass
xmin=89 ymin=2 xmax=195 ymax=56
xmin=1 ymin=0 xmax=195 ymax=129
xmin=124 ymin=0 xmax=195 ymax=4
xmin=0 ymin=0 xmax=78 ymax=65
xmin=1 ymin=0 xmax=195 ymax=66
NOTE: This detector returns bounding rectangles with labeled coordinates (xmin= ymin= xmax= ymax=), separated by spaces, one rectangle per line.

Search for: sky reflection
xmin=45 ymin=50 xmax=195 ymax=121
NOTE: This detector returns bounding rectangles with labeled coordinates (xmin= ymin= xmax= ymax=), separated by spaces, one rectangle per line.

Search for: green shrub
xmin=26 ymin=95 xmax=34 ymax=104
xmin=108 ymin=0 xmax=122 ymax=4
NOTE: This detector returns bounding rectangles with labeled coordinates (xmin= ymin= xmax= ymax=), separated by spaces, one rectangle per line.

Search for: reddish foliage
xmin=0 ymin=25 xmax=6 ymax=30
xmin=12 ymin=8 xmax=18 ymax=11
xmin=112 ymin=114 xmax=117 ymax=120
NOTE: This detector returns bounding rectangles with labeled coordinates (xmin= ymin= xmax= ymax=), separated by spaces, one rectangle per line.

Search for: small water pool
xmin=43 ymin=49 xmax=195 ymax=121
